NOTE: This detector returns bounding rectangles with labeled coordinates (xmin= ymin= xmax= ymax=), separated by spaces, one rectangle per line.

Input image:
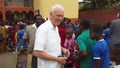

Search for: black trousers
xmin=31 ymin=55 xmax=37 ymax=68
xmin=64 ymin=63 xmax=73 ymax=68
xmin=110 ymin=44 xmax=120 ymax=65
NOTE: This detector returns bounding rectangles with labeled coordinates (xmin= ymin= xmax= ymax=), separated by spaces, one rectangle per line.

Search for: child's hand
xmin=73 ymin=51 xmax=80 ymax=61
xmin=73 ymin=56 xmax=79 ymax=61
xmin=62 ymin=47 xmax=70 ymax=58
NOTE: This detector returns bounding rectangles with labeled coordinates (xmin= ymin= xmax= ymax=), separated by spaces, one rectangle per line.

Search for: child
xmin=17 ymin=24 xmax=28 ymax=54
xmin=102 ymin=22 xmax=111 ymax=45
xmin=90 ymin=24 xmax=110 ymax=68
xmin=63 ymin=27 xmax=75 ymax=68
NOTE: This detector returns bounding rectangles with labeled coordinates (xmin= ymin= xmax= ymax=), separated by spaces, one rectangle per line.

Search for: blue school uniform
xmin=103 ymin=29 xmax=111 ymax=44
xmin=18 ymin=29 xmax=28 ymax=49
xmin=92 ymin=39 xmax=110 ymax=68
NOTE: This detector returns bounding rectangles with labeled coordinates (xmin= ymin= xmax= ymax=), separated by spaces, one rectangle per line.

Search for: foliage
xmin=111 ymin=2 xmax=120 ymax=9
xmin=80 ymin=3 xmax=93 ymax=10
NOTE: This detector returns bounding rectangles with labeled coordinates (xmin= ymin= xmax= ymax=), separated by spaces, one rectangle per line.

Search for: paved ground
xmin=16 ymin=54 xmax=27 ymax=68
xmin=0 ymin=52 xmax=115 ymax=68
xmin=0 ymin=52 xmax=28 ymax=68
xmin=0 ymin=52 xmax=17 ymax=68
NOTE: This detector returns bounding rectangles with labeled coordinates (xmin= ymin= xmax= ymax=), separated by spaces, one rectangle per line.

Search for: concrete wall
xmin=34 ymin=0 xmax=78 ymax=19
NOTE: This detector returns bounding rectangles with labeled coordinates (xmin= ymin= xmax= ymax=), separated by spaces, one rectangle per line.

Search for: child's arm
xmin=94 ymin=59 xmax=100 ymax=68
xmin=78 ymin=50 xmax=87 ymax=60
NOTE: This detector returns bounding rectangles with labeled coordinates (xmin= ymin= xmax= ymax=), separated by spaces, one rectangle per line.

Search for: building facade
xmin=34 ymin=0 xmax=79 ymax=24
xmin=0 ymin=0 xmax=34 ymax=22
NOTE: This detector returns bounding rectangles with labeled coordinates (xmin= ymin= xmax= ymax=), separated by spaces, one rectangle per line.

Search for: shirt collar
xmin=32 ymin=23 xmax=37 ymax=29
xmin=47 ymin=19 xmax=57 ymax=30
xmin=98 ymin=39 xmax=104 ymax=42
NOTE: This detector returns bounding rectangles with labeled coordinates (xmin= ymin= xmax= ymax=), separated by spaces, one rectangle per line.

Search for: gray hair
xmin=50 ymin=4 xmax=64 ymax=13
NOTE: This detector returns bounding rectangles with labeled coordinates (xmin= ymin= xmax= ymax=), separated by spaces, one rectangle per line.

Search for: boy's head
xmin=34 ymin=14 xmax=44 ymax=27
xmin=90 ymin=24 xmax=104 ymax=40
xmin=79 ymin=18 xmax=91 ymax=30
xmin=106 ymin=22 xmax=111 ymax=28
xmin=19 ymin=24 xmax=25 ymax=30
xmin=66 ymin=27 xmax=74 ymax=39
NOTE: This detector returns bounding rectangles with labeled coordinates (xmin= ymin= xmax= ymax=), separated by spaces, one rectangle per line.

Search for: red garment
xmin=7 ymin=26 xmax=17 ymax=44
xmin=74 ymin=42 xmax=79 ymax=50
xmin=73 ymin=61 xmax=80 ymax=68
xmin=58 ymin=26 xmax=66 ymax=47
xmin=73 ymin=42 xmax=80 ymax=68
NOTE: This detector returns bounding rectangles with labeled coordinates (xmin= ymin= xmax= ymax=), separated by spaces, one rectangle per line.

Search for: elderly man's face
xmin=50 ymin=9 xmax=64 ymax=26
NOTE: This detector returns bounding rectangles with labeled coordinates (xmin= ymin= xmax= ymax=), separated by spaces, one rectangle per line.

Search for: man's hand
xmin=55 ymin=57 xmax=67 ymax=64
xmin=34 ymin=50 xmax=67 ymax=64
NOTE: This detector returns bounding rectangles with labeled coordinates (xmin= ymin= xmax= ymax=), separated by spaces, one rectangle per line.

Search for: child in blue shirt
xmin=102 ymin=22 xmax=111 ymax=45
xmin=90 ymin=24 xmax=110 ymax=68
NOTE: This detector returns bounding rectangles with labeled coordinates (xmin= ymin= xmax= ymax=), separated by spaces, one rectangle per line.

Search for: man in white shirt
xmin=34 ymin=4 xmax=70 ymax=68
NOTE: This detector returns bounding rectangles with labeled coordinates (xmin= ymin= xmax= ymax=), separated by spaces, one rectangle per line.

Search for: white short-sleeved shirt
xmin=34 ymin=19 xmax=62 ymax=68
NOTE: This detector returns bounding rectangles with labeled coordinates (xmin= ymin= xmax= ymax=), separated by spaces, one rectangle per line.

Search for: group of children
xmin=59 ymin=18 xmax=110 ymax=68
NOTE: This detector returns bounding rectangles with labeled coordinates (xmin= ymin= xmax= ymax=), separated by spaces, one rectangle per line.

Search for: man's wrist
xmin=52 ymin=56 xmax=58 ymax=62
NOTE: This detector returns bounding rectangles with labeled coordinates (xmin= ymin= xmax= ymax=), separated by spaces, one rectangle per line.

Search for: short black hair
xmin=34 ymin=14 xmax=42 ymax=20
xmin=79 ymin=18 xmax=91 ymax=29
xmin=19 ymin=24 xmax=25 ymax=29
xmin=90 ymin=24 xmax=103 ymax=34
xmin=106 ymin=22 xmax=111 ymax=28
